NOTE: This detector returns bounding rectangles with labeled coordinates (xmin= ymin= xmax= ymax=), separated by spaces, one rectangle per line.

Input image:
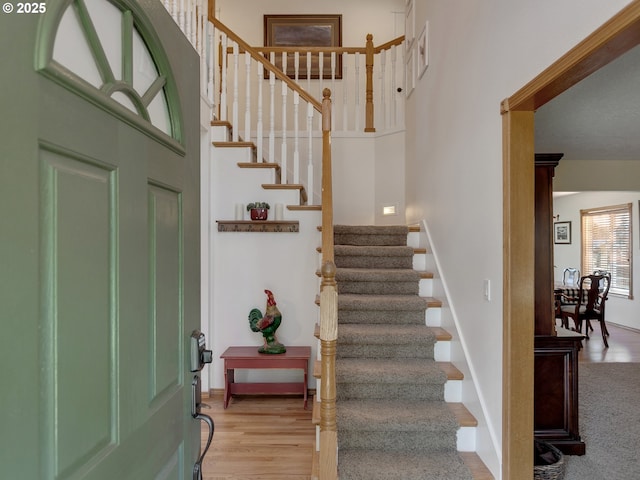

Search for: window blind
xmin=581 ymin=203 xmax=633 ymax=298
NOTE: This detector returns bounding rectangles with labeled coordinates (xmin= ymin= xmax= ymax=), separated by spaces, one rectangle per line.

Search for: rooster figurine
xmin=248 ymin=290 xmax=286 ymax=354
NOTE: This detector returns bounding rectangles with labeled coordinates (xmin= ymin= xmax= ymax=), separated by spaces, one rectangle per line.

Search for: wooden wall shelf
xmin=216 ymin=220 xmax=299 ymax=232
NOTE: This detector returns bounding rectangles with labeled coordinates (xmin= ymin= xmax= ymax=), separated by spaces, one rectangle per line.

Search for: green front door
xmin=0 ymin=1 xmax=201 ymax=478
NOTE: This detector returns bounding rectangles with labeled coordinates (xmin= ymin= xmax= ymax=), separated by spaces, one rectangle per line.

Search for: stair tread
xmin=337 ymin=357 xmax=448 ymax=384
xmin=262 ymin=183 xmax=308 ymax=204
xmin=331 ymin=357 xmax=463 ymax=382
xmin=338 ymin=450 xmax=477 ymax=480
xmin=212 ymin=141 xmax=255 ymax=148
xmin=338 ymin=293 xmax=433 ymax=310
xmin=338 ymin=323 xmax=436 ymax=344
xmin=314 ymin=268 xmax=433 ymax=282
xmin=335 ymin=244 xmax=415 ymax=256
xmin=337 ymin=399 xmax=459 ymax=431
xmin=448 ymin=402 xmax=478 ymax=427
xmin=237 ymin=161 xmax=280 ymax=170
xmin=288 ymin=204 xmax=321 ymax=211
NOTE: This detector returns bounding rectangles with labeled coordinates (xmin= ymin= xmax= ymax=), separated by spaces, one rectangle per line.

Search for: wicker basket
xmin=534 ymin=441 xmax=566 ymax=480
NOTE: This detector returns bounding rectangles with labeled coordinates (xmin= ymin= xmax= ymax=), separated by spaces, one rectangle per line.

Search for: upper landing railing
xmin=218 ymin=34 xmax=405 ymax=133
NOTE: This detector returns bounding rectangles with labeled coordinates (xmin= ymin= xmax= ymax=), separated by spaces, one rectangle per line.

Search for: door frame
xmin=501 ymin=1 xmax=640 ymax=477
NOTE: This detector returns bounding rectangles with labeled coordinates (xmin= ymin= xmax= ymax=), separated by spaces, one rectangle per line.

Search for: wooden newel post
xmin=365 ymin=33 xmax=375 ymax=133
xmin=320 ymin=87 xmax=337 ymax=479
xmin=319 ymin=261 xmax=338 ymax=480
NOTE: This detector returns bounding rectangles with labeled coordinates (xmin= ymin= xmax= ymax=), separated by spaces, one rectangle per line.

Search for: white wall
xmin=553 ymin=191 xmax=640 ymax=332
xmin=404 ymin=0 xmax=632 ymax=476
xmin=216 ymin=0 xmax=405 ymax=46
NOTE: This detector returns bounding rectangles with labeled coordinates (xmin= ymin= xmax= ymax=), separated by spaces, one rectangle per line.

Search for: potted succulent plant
xmin=246 ymin=202 xmax=270 ymax=220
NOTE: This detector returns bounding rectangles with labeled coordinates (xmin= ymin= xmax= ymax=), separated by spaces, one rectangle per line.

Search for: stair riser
xmin=337 ymin=383 xmax=445 ymax=401
xmin=339 ymin=430 xmax=457 ymax=452
xmin=335 ymin=257 xmax=414 ymax=269
xmin=338 ymin=282 xmax=419 ymax=295
xmin=334 ymin=233 xmax=408 ymax=246
xmin=337 ymin=345 xmax=435 ymax=358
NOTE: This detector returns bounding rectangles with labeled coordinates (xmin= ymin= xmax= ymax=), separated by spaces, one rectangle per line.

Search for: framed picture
xmin=264 ymin=14 xmax=342 ymax=79
xmin=405 ymin=46 xmax=415 ymax=98
xmin=417 ymin=22 xmax=428 ymax=79
xmin=405 ymin=0 xmax=415 ymax=51
xmin=554 ymin=221 xmax=572 ymax=244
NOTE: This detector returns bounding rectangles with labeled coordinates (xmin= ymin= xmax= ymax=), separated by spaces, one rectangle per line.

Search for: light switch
xmin=484 ymin=279 xmax=491 ymax=301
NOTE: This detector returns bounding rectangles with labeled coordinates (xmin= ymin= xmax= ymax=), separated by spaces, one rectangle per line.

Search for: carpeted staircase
xmin=334 ymin=225 xmax=474 ymax=480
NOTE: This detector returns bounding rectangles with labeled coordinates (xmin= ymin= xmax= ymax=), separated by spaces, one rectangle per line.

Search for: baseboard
xmin=204 ymin=388 xmax=317 ymax=398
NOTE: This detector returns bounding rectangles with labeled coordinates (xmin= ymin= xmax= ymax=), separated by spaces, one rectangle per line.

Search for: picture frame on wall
xmin=264 ymin=14 xmax=342 ymax=79
xmin=417 ymin=22 xmax=428 ymax=78
xmin=554 ymin=221 xmax=572 ymax=244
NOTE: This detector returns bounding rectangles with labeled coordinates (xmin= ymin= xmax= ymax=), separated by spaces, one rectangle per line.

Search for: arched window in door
xmin=36 ymin=0 xmax=183 ymax=149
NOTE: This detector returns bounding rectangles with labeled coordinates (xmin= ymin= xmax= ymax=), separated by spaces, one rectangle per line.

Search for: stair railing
xmin=210 ymin=17 xmax=327 ymax=201
xmin=218 ymin=34 xmax=405 ymax=133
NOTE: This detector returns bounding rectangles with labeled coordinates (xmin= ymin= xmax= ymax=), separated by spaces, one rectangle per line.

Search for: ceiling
xmin=534 ymin=44 xmax=640 ymax=161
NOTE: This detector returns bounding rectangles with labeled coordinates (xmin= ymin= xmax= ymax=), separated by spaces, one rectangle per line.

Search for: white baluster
xmin=306 ymin=103 xmax=314 ymax=203
xmin=294 ymin=51 xmax=300 ymax=83
xmin=220 ymin=33 xmax=228 ymax=121
xmin=208 ymin=20 xmax=215 ymax=114
xmin=293 ymin=91 xmax=300 ymax=184
xmin=342 ymin=52 xmax=348 ymax=132
xmin=282 ymin=51 xmax=287 ymax=78
xmin=281 ymin=80 xmax=288 ymax=185
xmin=269 ymin=52 xmax=276 ymax=164
xmin=232 ymin=42 xmax=239 ymax=142
xmin=354 ymin=52 xmax=361 ymax=132
xmin=179 ymin=0 xmax=185 ymax=34
xmin=391 ymin=45 xmax=397 ymax=128
xmin=331 ymin=52 xmax=336 ymax=131
xmin=257 ymin=61 xmax=264 ymax=167
xmin=191 ymin=0 xmax=197 ymax=47
xmin=171 ymin=0 xmax=178 ymax=25
xmin=185 ymin=0 xmax=191 ymax=45
xmin=306 ymin=52 xmax=312 ymax=94
xmin=380 ymin=49 xmax=387 ymax=129
xmin=318 ymin=52 xmax=324 ymax=130
xmin=244 ymin=52 xmax=251 ymax=143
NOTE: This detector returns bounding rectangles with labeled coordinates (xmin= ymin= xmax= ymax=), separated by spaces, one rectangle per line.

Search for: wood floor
xmin=201 ymin=393 xmax=315 ymax=479
xmin=200 ymin=323 xmax=640 ymax=479
xmin=566 ymin=321 xmax=640 ymax=363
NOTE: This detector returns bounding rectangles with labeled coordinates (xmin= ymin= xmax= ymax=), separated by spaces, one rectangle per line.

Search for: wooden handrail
xmin=374 ymin=35 xmax=405 ymax=53
xmin=209 ymin=17 xmax=322 ymax=112
xmin=220 ymin=35 xmax=405 ymax=60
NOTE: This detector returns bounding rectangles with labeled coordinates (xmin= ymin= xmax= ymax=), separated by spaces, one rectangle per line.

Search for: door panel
xmin=39 ymin=147 xmax=117 ymax=478
xmin=0 ymin=1 xmax=200 ymax=478
xmin=149 ymin=183 xmax=183 ymax=402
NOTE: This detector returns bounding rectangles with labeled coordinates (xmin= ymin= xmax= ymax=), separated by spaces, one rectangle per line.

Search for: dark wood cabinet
xmin=534 ymin=153 xmax=585 ymax=455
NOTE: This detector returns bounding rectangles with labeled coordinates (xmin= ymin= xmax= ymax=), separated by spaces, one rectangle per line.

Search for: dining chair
xmin=560 ymin=273 xmax=611 ymax=347
xmin=562 ymin=267 xmax=580 ymax=285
